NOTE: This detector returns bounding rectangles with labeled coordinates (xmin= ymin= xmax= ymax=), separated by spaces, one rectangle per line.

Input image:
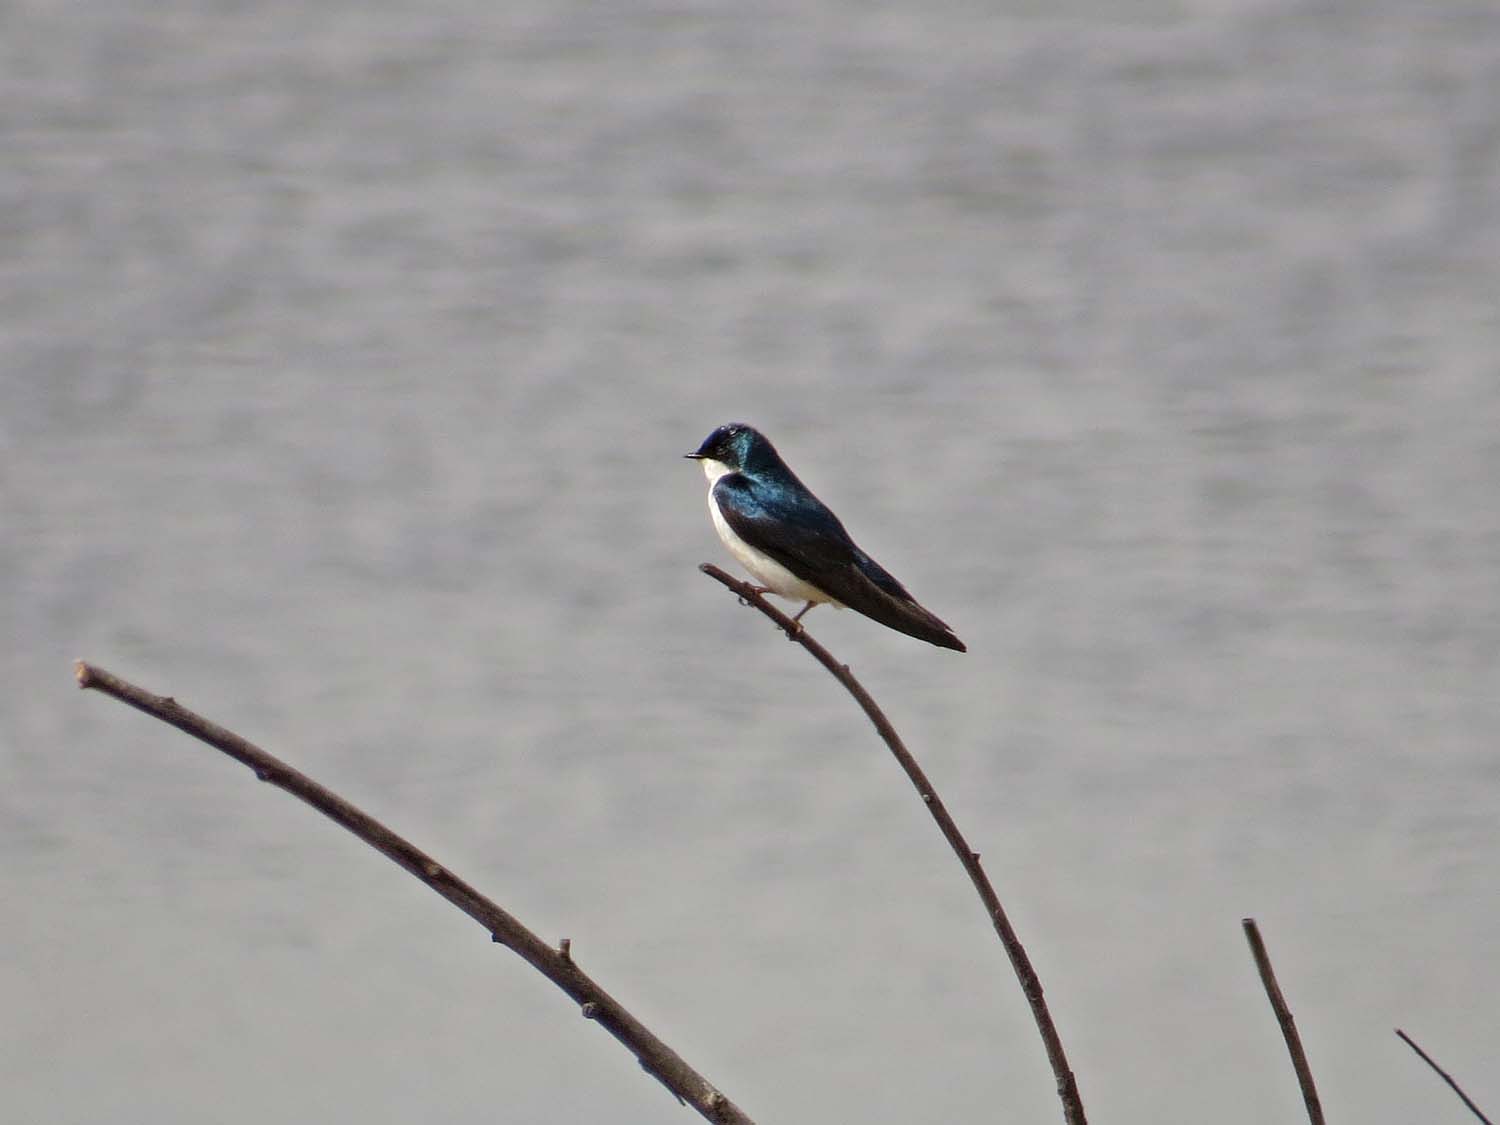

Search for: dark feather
xmin=714 ymin=474 xmax=966 ymax=652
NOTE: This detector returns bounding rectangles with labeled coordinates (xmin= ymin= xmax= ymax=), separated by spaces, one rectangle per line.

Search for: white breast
xmin=700 ymin=460 xmax=840 ymax=607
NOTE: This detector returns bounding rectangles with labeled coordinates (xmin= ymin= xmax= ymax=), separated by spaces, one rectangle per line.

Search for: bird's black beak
xmin=684 ymin=452 xmax=704 ymax=460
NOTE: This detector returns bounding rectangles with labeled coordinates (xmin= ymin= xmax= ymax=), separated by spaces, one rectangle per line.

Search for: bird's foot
xmin=737 ymin=584 xmax=772 ymax=607
xmin=785 ymin=601 xmax=814 ymax=640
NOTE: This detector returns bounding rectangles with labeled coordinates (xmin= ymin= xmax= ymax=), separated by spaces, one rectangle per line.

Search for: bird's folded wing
xmin=714 ymin=476 xmax=965 ymax=652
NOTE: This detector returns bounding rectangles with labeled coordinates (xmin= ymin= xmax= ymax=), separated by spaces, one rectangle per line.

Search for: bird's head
xmin=684 ymin=422 xmax=768 ymax=477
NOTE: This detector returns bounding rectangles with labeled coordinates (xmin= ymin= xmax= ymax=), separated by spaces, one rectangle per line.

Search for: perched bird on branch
xmin=687 ymin=423 xmax=965 ymax=652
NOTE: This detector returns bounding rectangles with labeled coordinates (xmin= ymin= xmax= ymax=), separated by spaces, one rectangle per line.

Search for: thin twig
xmin=699 ymin=564 xmax=1086 ymax=1125
xmin=74 ymin=660 xmax=753 ymax=1125
xmin=1396 ymin=1028 xmax=1494 ymax=1124
xmin=1242 ymin=918 xmax=1324 ymax=1125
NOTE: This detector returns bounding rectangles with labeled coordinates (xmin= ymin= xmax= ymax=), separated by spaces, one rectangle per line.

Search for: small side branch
xmin=74 ymin=660 xmax=753 ymax=1125
xmin=1395 ymin=1028 xmax=1494 ymax=1125
xmin=1242 ymin=918 xmax=1324 ymax=1125
xmin=699 ymin=564 xmax=1086 ymax=1125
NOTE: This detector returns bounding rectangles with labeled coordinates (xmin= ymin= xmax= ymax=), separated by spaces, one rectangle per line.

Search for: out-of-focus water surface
xmin=5 ymin=2 xmax=1499 ymax=1122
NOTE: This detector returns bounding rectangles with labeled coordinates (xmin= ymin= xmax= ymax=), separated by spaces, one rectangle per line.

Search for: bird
xmin=686 ymin=423 xmax=966 ymax=652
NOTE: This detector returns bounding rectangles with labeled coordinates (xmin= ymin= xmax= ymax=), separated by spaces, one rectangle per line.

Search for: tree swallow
xmin=686 ymin=423 xmax=966 ymax=652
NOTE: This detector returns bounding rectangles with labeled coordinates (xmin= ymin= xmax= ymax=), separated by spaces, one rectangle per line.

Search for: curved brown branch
xmin=1395 ymin=1028 xmax=1494 ymax=1125
xmin=74 ymin=660 xmax=754 ymax=1125
xmin=698 ymin=564 xmax=1087 ymax=1125
xmin=1242 ymin=918 xmax=1324 ymax=1125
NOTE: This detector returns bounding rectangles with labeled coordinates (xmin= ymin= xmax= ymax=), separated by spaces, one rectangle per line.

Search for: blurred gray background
xmin=5 ymin=2 xmax=1498 ymax=1122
